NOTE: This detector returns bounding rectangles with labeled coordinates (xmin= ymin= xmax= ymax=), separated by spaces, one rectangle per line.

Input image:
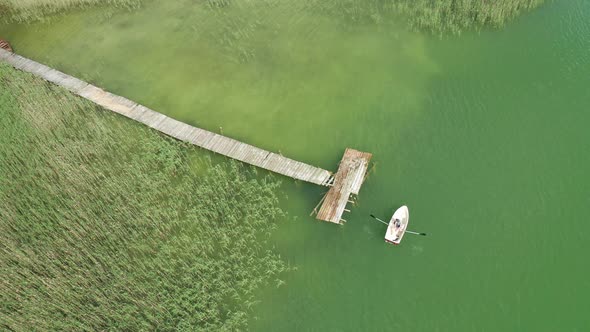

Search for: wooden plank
xmin=232 ymin=144 xmax=248 ymax=161
xmin=128 ymin=104 xmax=149 ymax=120
xmin=0 ymin=48 xmax=13 ymax=59
xmin=228 ymin=144 xmax=245 ymax=158
xmin=19 ymin=59 xmax=52 ymax=77
xmin=194 ymin=131 xmax=216 ymax=148
xmin=5 ymin=54 xmax=28 ymax=69
xmin=245 ymin=149 xmax=267 ymax=166
xmin=176 ymin=124 xmax=194 ymax=141
xmin=136 ymin=109 xmax=167 ymax=128
xmin=189 ymin=129 xmax=209 ymax=146
xmin=155 ymin=118 xmax=183 ymax=136
xmin=224 ymin=141 xmax=242 ymax=158
xmin=235 ymin=144 xmax=251 ymax=161
xmin=147 ymin=114 xmax=169 ymax=130
xmin=310 ymin=168 xmax=323 ymax=184
xmin=202 ymin=133 xmax=221 ymax=150
xmin=291 ymin=162 xmax=307 ymax=180
xmin=48 ymin=71 xmax=89 ymax=93
xmin=185 ymin=128 xmax=200 ymax=142
xmin=303 ymin=166 xmax=319 ymax=182
xmin=170 ymin=121 xmax=191 ymax=140
xmin=0 ymin=53 xmax=13 ymax=63
xmin=215 ymin=138 xmax=233 ymax=155
xmin=309 ymin=169 xmax=322 ymax=184
xmin=208 ymin=135 xmax=227 ymax=153
xmin=213 ymin=138 xmax=232 ymax=154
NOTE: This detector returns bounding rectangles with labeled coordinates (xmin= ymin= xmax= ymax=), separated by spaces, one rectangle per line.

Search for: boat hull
xmin=384 ymin=205 xmax=409 ymax=245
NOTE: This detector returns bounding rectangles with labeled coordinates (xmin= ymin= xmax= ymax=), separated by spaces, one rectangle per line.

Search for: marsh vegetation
xmin=0 ymin=63 xmax=288 ymax=331
xmin=311 ymin=0 xmax=545 ymax=33
xmin=0 ymin=0 xmax=139 ymax=22
xmin=394 ymin=0 xmax=546 ymax=33
xmin=0 ymin=0 xmax=545 ymax=33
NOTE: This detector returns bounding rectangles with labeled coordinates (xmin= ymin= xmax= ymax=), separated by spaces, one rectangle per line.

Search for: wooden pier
xmin=315 ymin=149 xmax=372 ymax=224
xmin=0 ymin=47 xmax=371 ymax=224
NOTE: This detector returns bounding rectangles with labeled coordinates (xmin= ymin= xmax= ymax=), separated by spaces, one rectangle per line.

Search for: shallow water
xmin=2 ymin=0 xmax=590 ymax=330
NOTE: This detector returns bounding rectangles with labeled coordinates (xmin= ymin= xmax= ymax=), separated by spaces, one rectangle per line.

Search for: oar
xmin=369 ymin=214 xmax=427 ymax=236
xmin=369 ymin=214 xmax=388 ymax=226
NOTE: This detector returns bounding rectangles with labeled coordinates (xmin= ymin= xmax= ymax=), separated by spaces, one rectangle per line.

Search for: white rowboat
xmin=385 ymin=205 xmax=409 ymax=245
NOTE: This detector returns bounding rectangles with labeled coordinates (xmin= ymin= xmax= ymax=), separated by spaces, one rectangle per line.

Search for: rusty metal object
xmin=0 ymin=39 xmax=13 ymax=52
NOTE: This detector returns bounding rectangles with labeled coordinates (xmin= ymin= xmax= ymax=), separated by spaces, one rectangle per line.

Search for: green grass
xmin=0 ymin=63 xmax=288 ymax=331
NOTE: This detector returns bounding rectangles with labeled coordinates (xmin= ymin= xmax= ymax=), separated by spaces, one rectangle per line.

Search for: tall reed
xmin=271 ymin=0 xmax=546 ymax=33
xmin=0 ymin=0 xmax=140 ymax=22
xmin=0 ymin=63 xmax=287 ymax=331
xmin=392 ymin=0 xmax=546 ymax=34
xmin=0 ymin=0 xmax=545 ymax=32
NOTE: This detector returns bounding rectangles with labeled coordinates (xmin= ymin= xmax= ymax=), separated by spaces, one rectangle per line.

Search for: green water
xmin=2 ymin=1 xmax=590 ymax=330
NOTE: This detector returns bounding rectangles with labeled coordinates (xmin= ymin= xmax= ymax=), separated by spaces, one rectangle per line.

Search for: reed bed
xmin=0 ymin=63 xmax=287 ymax=331
xmin=393 ymin=0 xmax=546 ymax=34
xmin=310 ymin=0 xmax=545 ymax=33
xmin=0 ymin=0 xmax=140 ymax=22
xmin=0 ymin=0 xmax=545 ymax=32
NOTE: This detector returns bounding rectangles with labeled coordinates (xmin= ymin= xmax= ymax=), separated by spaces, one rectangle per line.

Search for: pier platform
xmin=315 ymin=149 xmax=372 ymax=224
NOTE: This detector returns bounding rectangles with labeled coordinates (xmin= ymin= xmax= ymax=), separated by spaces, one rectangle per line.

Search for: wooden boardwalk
xmin=1 ymin=48 xmax=373 ymax=224
xmin=315 ymin=149 xmax=372 ymax=224
xmin=0 ymin=48 xmax=333 ymax=186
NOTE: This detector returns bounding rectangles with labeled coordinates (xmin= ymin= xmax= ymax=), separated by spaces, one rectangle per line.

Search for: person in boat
xmin=394 ymin=218 xmax=401 ymax=228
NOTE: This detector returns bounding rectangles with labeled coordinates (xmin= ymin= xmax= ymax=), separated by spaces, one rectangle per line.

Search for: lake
xmin=2 ymin=0 xmax=589 ymax=330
